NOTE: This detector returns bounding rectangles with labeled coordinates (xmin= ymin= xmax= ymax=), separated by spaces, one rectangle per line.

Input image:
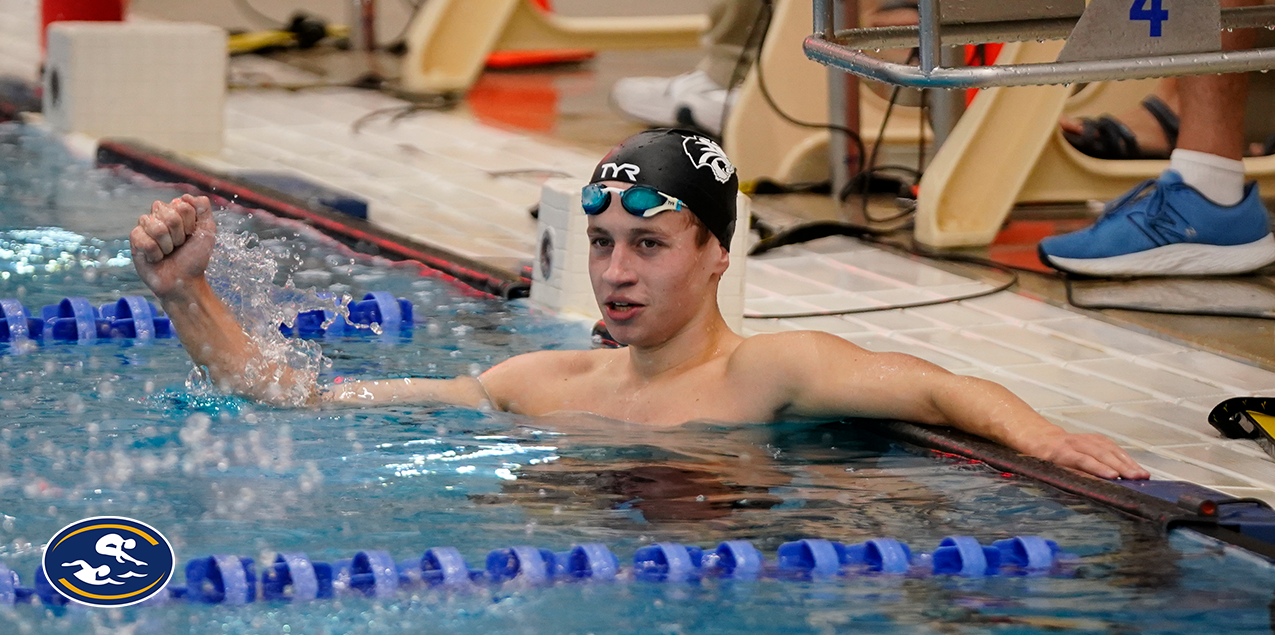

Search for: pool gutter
xmin=94 ymin=139 xmax=532 ymax=300
xmin=871 ymin=419 xmax=1275 ymax=560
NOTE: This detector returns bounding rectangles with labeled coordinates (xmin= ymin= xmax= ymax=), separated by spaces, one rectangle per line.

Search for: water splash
xmin=199 ymin=219 xmax=351 ymax=406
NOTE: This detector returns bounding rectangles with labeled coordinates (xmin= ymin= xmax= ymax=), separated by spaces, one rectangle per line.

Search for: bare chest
xmin=515 ymin=362 xmax=775 ymax=426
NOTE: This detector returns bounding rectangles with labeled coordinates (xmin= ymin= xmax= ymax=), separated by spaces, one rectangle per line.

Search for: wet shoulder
xmin=728 ymin=330 xmax=860 ymax=378
xmin=480 ymin=348 xmax=618 ymax=412
xmin=483 ymin=348 xmax=615 ymax=388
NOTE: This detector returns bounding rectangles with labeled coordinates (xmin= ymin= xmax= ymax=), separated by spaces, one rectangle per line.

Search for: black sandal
xmin=1064 ymin=95 xmax=1180 ymax=160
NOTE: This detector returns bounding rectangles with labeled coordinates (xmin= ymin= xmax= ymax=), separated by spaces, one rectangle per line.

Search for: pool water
xmin=2 ymin=123 xmax=1275 ymax=634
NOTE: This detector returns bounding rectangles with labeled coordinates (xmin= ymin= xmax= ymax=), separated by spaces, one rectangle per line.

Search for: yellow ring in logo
xmin=53 ymin=524 xmax=159 ymax=550
xmin=57 ymin=577 xmax=161 ymax=600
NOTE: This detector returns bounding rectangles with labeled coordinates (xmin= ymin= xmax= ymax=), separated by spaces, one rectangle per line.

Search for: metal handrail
xmin=806 ymin=1 xmax=1275 ymax=89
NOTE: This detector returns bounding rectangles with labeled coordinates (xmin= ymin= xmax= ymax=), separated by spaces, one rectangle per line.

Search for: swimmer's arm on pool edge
xmin=130 ymin=195 xmax=490 ymax=408
xmin=739 ymin=331 xmax=1149 ymax=481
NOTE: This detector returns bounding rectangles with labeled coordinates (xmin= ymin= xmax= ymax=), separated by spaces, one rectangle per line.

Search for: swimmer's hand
xmin=130 ymin=194 xmax=215 ymax=299
xmin=1030 ymin=432 xmax=1149 ymax=481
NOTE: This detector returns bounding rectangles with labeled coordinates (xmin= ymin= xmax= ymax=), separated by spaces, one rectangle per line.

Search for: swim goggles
xmin=581 ymin=183 xmax=685 ymax=218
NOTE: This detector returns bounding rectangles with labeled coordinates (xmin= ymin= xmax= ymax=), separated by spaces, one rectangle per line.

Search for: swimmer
xmin=61 ymin=560 xmax=122 ymax=585
xmin=130 ymin=129 xmax=1148 ymax=481
xmin=96 ymin=533 xmax=147 ymax=567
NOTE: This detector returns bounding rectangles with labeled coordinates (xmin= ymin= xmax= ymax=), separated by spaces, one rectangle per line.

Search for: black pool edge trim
xmin=866 ymin=420 xmax=1275 ymax=561
xmin=94 ymin=138 xmax=532 ymax=300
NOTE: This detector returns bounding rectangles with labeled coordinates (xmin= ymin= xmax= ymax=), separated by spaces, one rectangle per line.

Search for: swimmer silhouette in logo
xmin=59 ymin=532 xmax=150 ymax=586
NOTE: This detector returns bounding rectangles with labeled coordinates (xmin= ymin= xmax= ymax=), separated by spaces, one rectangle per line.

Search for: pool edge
xmin=94 ymin=138 xmax=532 ymax=300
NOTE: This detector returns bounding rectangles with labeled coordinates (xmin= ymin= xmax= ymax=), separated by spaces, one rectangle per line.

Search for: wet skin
xmin=130 ymin=193 xmax=1149 ymax=481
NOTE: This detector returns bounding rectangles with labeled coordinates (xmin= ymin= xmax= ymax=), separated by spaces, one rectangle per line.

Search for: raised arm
xmin=129 ymin=195 xmax=488 ymax=409
xmin=741 ymin=331 xmax=1148 ymax=480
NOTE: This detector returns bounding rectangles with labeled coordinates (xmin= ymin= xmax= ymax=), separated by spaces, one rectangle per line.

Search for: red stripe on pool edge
xmin=96 ymin=140 xmax=531 ymax=299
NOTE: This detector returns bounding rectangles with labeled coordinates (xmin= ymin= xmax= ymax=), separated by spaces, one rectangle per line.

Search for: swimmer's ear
xmin=715 ymin=243 xmax=730 ymax=269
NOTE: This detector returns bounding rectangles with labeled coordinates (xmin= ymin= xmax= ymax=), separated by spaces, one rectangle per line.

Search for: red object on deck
xmin=484 ymin=0 xmax=596 ymax=69
xmin=41 ymin=0 xmax=124 ymax=51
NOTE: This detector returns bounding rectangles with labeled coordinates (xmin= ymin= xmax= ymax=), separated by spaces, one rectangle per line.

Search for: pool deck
xmin=5 ymin=5 xmax=1275 ymax=506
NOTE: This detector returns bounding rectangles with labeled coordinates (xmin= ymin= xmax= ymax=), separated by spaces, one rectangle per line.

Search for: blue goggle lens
xmin=619 ymin=187 xmax=666 ymax=213
xmin=581 ymin=184 xmax=682 ymax=217
xmin=581 ymin=183 xmax=611 ymax=214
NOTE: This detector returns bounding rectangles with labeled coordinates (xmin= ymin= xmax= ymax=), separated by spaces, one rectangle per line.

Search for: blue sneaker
xmin=1038 ymin=170 xmax=1275 ymax=276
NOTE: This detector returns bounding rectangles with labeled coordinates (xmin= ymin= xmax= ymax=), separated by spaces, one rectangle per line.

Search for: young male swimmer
xmin=130 ymin=129 xmax=1148 ymax=481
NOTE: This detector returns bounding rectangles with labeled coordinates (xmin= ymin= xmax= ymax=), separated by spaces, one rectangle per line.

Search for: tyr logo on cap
xmin=682 ymin=136 xmax=736 ymax=184
xmin=42 ymin=516 xmax=175 ymax=606
xmin=597 ymin=162 xmax=641 ymax=181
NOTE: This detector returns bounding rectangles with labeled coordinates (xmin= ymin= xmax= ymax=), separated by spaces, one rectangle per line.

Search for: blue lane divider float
xmin=0 ymin=535 xmax=1069 ymax=609
xmin=280 ymin=292 xmax=414 ymax=338
xmin=0 ymin=293 xmax=413 ymax=344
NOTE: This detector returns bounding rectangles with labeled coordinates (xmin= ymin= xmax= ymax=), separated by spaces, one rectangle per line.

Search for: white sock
xmin=1170 ymin=149 xmax=1246 ymax=206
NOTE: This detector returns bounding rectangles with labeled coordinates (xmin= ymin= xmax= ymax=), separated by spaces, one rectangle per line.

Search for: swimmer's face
xmin=586 ymin=182 xmax=729 ymax=348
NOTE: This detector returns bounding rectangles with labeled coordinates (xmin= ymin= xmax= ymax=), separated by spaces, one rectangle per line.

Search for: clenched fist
xmin=129 ymin=194 xmax=216 ymax=300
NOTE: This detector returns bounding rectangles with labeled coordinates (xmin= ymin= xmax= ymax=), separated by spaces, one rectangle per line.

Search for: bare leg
xmin=1175 ymin=0 xmax=1258 ymax=160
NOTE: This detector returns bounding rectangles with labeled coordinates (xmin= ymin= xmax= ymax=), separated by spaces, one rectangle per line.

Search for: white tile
xmin=964 ymin=324 xmax=1109 ymax=362
xmin=1112 ymin=401 xmax=1219 ymax=438
xmin=1220 ymin=439 xmax=1275 ymax=460
xmin=1178 ymin=394 xmax=1245 ymax=413
xmin=764 ymin=257 xmax=898 ymax=292
xmin=1034 ymin=317 xmax=1186 ymax=356
xmin=1068 ymin=358 xmax=1230 ymax=400
xmin=1158 ymin=445 xmax=1275 ymax=490
xmin=779 ymin=294 xmax=883 ymax=312
xmin=746 ymin=264 xmax=834 ymax=296
xmin=1121 ymin=450 xmax=1253 ymax=487
xmin=1006 ymin=364 xmax=1155 ymax=404
xmin=905 ymin=303 xmax=1012 ymax=328
xmin=902 ymin=331 xmax=1044 ymax=367
xmin=848 ymin=309 xmax=943 ymax=333
xmin=1144 ymin=351 xmax=1275 ymax=393
xmin=962 ymin=294 xmax=1083 ymax=323
xmin=857 ymin=287 xmax=953 ymax=306
xmin=1047 ymin=408 xmax=1208 ymax=447
xmin=828 ymin=251 xmax=972 ymax=287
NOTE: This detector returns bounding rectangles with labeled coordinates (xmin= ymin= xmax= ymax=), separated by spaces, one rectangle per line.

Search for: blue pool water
xmin=2 ymin=123 xmax=1275 ymax=633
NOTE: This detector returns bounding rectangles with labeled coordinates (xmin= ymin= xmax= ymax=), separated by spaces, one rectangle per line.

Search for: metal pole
xmin=350 ymin=0 xmax=377 ymax=52
xmin=812 ymin=0 xmax=834 ymax=37
xmin=917 ymin=0 xmax=941 ymax=73
xmin=928 ymin=45 xmax=966 ymax=152
xmin=827 ymin=0 xmax=861 ymax=207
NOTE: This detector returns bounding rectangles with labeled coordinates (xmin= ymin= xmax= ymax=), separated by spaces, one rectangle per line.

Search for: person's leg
xmin=696 ymin=0 xmax=766 ymax=89
xmin=611 ymin=0 xmax=763 ymax=134
xmin=1039 ymin=0 xmax=1275 ymax=277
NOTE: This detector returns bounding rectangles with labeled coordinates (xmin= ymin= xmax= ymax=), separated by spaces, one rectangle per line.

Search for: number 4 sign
xmin=1058 ymin=0 xmax=1221 ymax=63
xmin=1130 ymin=0 xmax=1170 ymax=37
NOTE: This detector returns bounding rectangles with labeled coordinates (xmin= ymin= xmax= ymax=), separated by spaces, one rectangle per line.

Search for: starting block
xmin=798 ymin=0 xmax=1275 ymax=247
xmin=399 ymin=0 xmax=707 ymax=94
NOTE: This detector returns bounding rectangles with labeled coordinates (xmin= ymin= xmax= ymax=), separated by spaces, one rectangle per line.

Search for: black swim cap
xmin=588 ymin=128 xmax=739 ymax=250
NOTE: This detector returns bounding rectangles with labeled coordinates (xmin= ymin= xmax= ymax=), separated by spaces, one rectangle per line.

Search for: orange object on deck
xmin=41 ymin=0 xmax=124 ymax=51
xmin=484 ymin=0 xmax=596 ymax=69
